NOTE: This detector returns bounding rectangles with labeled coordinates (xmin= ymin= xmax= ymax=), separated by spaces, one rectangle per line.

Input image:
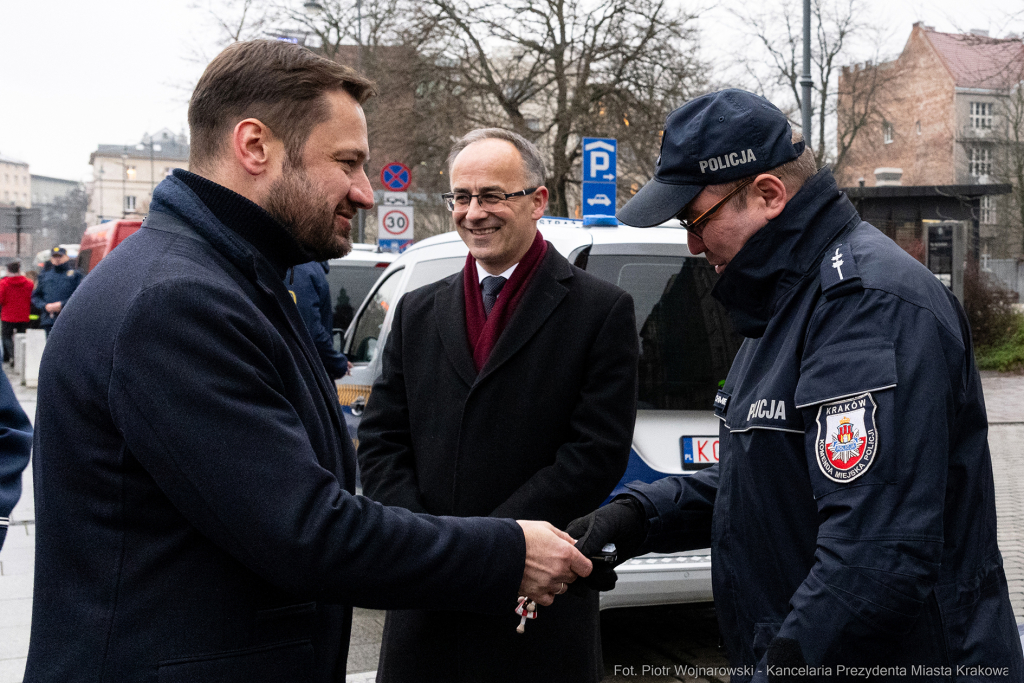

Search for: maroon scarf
xmin=463 ymin=231 xmax=548 ymax=372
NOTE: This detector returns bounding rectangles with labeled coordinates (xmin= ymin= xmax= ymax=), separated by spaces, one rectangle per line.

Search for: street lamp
xmin=303 ymin=1 xmax=325 ymax=12
xmin=121 ymin=151 xmax=128 ymax=219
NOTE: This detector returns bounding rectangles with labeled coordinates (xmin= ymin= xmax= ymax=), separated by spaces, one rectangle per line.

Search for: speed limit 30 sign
xmin=378 ymin=206 xmax=414 ymax=252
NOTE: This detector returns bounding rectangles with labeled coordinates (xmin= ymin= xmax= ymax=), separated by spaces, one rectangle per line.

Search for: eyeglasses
xmin=441 ymin=187 xmax=538 ymax=212
xmin=677 ymin=178 xmax=754 ymax=238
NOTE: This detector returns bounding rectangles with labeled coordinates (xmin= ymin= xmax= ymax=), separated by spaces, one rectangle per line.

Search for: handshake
xmin=517 ymin=497 xmax=648 ymax=604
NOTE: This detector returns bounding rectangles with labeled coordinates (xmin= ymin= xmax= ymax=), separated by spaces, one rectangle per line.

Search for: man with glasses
xmin=358 ymin=128 xmax=639 ymax=682
xmin=568 ymin=89 xmax=1024 ymax=680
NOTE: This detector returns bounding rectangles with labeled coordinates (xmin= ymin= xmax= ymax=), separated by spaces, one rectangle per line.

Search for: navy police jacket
xmin=627 ymin=169 xmax=1024 ymax=680
xmin=31 ymin=260 xmax=83 ymax=329
xmin=286 ymin=261 xmax=349 ymax=380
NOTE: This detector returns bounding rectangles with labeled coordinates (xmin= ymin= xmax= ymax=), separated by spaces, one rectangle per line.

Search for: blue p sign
xmin=583 ymin=138 xmax=617 ymax=182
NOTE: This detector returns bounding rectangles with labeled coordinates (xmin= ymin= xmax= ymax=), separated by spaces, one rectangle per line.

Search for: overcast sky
xmin=2 ymin=0 xmax=1022 ymax=182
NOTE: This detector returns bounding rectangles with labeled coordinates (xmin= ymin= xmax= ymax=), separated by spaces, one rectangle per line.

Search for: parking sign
xmin=582 ymin=138 xmax=617 ymax=218
xmin=582 ymin=138 xmax=617 ymax=182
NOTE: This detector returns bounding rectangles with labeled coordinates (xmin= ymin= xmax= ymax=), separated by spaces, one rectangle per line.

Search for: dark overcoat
xmin=24 ymin=175 xmax=526 ymax=683
xmin=358 ymin=245 xmax=639 ymax=683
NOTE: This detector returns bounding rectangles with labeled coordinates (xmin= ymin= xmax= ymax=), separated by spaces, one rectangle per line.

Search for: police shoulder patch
xmin=814 ymin=393 xmax=878 ymax=483
xmin=820 ymin=243 xmax=862 ymax=300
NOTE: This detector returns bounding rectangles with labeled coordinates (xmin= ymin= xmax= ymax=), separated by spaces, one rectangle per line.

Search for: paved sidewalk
xmin=2 ymin=374 xmax=1024 ymax=681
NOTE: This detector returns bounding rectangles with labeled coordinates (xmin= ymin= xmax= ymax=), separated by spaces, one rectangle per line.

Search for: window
xmin=916 ymin=121 xmax=922 ymax=135
xmin=585 ymin=253 xmax=743 ymax=410
xmin=125 ymin=166 xmax=137 ymax=181
xmin=324 ymin=261 xmax=396 ymax=334
xmin=124 ymin=195 xmax=137 ymax=212
xmin=970 ymin=102 xmax=994 ymax=129
xmin=969 ymin=147 xmax=992 ymax=177
xmin=347 ymin=268 xmax=404 ymax=363
xmin=883 ymin=121 xmax=894 ymax=144
xmin=980 ymin=195 xmax=997 ymax=224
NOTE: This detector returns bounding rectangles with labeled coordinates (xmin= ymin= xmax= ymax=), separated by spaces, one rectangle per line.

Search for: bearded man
xmin=24 ymin=40 xmax=590 ymax=683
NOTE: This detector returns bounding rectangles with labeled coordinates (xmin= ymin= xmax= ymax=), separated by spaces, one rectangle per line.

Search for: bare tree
xmin=195 ymin=0 xmax=705 ymax=222
xmin=731 ymin=0 xmax=895 ymax=176
xmin=414 ymin=0 xmax=705 ymax=216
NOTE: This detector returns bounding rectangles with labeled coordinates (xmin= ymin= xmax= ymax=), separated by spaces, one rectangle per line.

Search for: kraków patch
xmin=814 ymin=393 xmax=878 ymax=483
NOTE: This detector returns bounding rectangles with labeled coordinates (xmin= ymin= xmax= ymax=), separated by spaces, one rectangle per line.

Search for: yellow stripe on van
xmin=337 ymin=384 xmax=373 ymax=407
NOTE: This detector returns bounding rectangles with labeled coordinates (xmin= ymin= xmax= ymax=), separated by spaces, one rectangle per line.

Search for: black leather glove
xmin=565 ymin=496 xmax=648 ymax=592
xmin=766 ymin=637 xmax=809 ymax=682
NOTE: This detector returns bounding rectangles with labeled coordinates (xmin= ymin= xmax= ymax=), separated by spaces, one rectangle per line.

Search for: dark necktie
xmin=481 ymin=276 xmax=507 ymax=317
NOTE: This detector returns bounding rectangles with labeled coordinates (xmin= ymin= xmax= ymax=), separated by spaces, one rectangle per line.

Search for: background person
xmin=0 ymin=262 xmax=33 ymax=365
xmin=358 ymin=128 xmax=638 ymax=683
xmin=286 ymin=260 xmax=352 ymax=379
xmin=569 ymin=88 xmax=1024 ymax=681
xmin=25 ymin=40 xmax=589 ymax=683
xmin=30 ymin=247 xmax=82 ymax=337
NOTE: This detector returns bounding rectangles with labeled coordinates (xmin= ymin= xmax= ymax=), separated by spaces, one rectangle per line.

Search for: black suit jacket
xmin=358 ymin=245 xmax=639 ymax=682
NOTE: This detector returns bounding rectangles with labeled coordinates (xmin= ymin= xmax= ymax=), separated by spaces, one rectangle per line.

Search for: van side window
xmin=324 ymin=263 xmax=390 ymax=332
xmin=347 ymin=268 xmax=404 ymax=364
xmin=586 ymin=254 xmax=743 ymax=410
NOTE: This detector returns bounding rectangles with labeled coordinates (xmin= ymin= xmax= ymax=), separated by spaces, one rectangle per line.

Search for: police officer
xmin=568 ymin=89 xmax=1024 ymax=681
xmin=31 ymin=247 xmax=83 ymax=336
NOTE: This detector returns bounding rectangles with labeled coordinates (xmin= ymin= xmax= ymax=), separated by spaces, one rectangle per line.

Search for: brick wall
xmin=837 ymin=25 xmax=957 ymax=188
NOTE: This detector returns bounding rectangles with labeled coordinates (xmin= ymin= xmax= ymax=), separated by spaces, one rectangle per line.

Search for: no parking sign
xmin=380 ymin=162 xmax=411 ymax=191
xmin=378 ymin=206 xmax=414 ymax=253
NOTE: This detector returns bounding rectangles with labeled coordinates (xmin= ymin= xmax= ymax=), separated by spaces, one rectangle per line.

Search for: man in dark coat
xmin=358 ymin=129 xmax=638 ymax=683
xmin=25 ymin=40 xmax=591 ymax=683
xmin=30 ymin=246 xmax=82 ymax=336
xmin=286 ymin=261 xmax=351 ymax=379
xmin=569 ymin=89 xmax=1024 ymax=681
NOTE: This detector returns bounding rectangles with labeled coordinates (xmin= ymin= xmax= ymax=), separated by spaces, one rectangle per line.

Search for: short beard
xmin=263 ymin=161 xmax=353 ymax=261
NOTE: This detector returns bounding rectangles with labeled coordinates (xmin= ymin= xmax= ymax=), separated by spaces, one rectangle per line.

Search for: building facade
xmin=0 ymin=154 xmax=31 ymax=208
xmin=86 ymin=129 xmax=189 ymax=225
xmin=837 ymin=23 xmax=1024 ymax=259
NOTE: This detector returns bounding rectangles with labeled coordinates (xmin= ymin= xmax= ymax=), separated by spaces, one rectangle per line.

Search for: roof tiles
xmin=924 ymin=29 xmax=1024 ymax=90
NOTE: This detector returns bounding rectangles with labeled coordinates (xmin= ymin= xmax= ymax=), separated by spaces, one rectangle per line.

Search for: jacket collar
xmin=151 ymin=170 xmax=310 ymax=280
xmin=711 ymin=168 xmax=859 ymax=337
xmin=435 ymin=245 xmax=572 ymax=388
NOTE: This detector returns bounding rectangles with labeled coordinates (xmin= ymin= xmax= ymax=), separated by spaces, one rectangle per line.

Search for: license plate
xmin=680 ymin=436 xmax=719 ymax=471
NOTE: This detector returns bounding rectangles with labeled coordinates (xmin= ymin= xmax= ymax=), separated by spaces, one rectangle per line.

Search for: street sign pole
xmin=15 ymin=206 xmax=22 ymax=257
xmin=378 ymin=163 xmax=414 ymax=252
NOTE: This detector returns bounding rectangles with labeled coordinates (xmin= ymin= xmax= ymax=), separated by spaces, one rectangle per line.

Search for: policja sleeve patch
xmin=820 ymin=242 xmax=862 ymax=300
xmin=814 ymin=393 xmax=878 ymax=483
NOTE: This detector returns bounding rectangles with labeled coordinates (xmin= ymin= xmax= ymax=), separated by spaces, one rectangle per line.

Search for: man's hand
xmin=565 ymin=497 xmax=648 ymax=591
xmin=45 ymin=302 xmax=62 ymax=314
xmin=517 ymin=521 xmax=592 ymax=606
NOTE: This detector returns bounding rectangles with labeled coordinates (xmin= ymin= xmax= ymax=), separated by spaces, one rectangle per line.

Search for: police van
xmin=337 ymin=218 xmax=743 ymax=609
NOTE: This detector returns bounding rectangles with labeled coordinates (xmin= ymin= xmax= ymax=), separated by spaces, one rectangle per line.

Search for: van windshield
xmin=585 ymin=254 xmax=743 ymax=411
